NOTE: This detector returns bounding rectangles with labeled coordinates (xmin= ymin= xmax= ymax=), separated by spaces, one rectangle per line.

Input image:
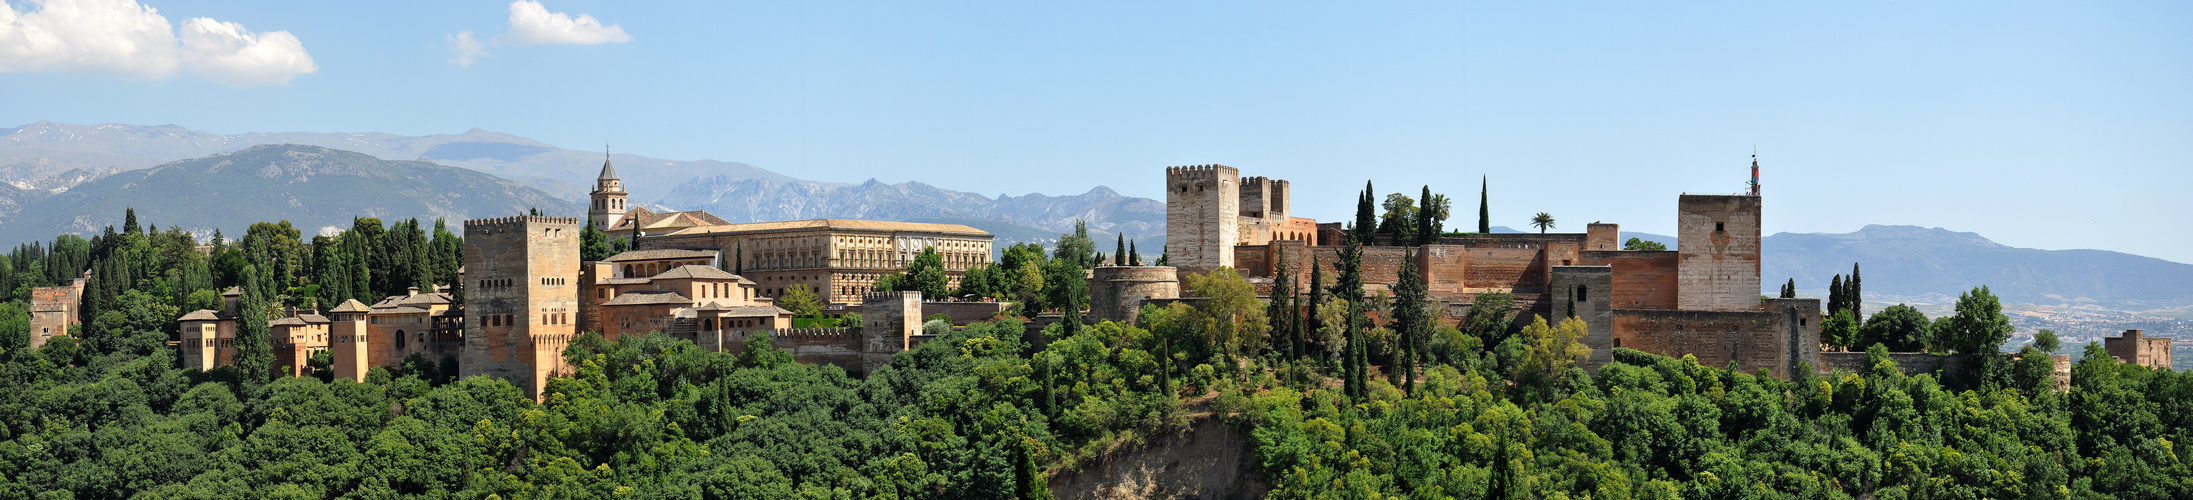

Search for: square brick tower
xmin=1165 ymin=165 xmax=1240 ymax=273
xmin=1676 ymin=194 xmax=1763 ymax=311
xmin=462 ymin=216 xmax=582 ymax=400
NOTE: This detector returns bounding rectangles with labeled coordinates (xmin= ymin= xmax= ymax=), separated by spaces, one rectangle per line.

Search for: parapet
xmin=464 ymin=216 xmax=584 ymax=231
xmin=770 ymin=327 xmax=859 ymax=338
xmin=862 ymin=290 xmax=923 ymax=303
xmin=1165 ymin=164 xmax=1236 ymax=180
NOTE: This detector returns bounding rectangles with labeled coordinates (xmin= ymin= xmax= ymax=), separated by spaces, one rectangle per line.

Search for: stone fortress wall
xmin=1150 ymin=164 xmax=1827 ymax=378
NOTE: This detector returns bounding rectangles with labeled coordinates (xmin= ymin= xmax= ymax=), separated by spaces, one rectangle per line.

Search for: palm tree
xmin=1530 ymin=212 xmax=1555 ymax=233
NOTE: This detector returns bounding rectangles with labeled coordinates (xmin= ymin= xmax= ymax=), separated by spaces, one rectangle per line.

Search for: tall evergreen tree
xmin=123 ymin=208 xmax=140 ymax=236
xmin=1828 ymin=274 xmax=1845 ymax=315
xmin=1478 ymin=175 xmax=1491 ymax=234
xmin=1306 ymin=257 xmax=1324 ymax=363
xmin=1128 ymin=240 xmax=1141 ymax=266
xmin=1417 ymin=186 xmax=1435 ymax=245
xmin=1114 ymin=234 xmax=1126 ymax=267
xmin=1850 ymin=263 xmax=1863 ymax=318
xmin=1392 ymin=248 xmax=1428 ymax=395
xmin=1336 ymin=240 xmax=1368 ymax=402
xmin=232 ymin=266 xmax=274 ymax=381
xmin=1782 ymin=278 xmax=1797 ymax=299
xmin=1353 ymin=181 xmax=1377 ymax=245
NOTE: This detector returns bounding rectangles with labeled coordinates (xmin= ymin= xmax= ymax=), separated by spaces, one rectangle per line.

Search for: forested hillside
xmin=2 ymin=216 xmax=2191 ymax=499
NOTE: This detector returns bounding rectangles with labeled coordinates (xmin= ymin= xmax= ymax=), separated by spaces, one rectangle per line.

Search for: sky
xmin=2 ymin=1 xmax=2188 ymax=263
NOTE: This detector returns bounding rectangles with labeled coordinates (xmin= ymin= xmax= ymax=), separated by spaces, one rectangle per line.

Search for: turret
xmin=589 ymin=154 xmax=628 ymax=232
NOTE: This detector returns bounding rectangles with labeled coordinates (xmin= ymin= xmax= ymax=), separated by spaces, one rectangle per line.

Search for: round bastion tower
xmin=589 ymin=154 xmax=628 ymax=232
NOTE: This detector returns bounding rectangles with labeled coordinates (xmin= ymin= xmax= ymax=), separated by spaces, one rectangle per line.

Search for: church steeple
xmin=590 ymin=148 xmax=628 ymax=231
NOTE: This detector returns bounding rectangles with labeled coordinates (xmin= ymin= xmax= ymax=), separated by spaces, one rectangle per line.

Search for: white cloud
xmin=493 ymin=0 xmax=630 ymax=46
xmin=0 ymin=0 xmax=313 ymax=86
xmin=447 ymin=30 xmax=488 ymax=67
xmin=179 ymin=17 xmax=314 ymax=86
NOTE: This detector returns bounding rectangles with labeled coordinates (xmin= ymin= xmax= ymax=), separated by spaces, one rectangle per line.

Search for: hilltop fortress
xmin=181 ymin=157 xmax=992 ymax=399
xmin=1100 ymin=163 xmax=1825 ymax=376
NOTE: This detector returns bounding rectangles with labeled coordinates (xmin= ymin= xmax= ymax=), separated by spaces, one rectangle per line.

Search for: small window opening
xmin=1578 ymin=285 xmax=1588 ymax=302
xmin=1715 ymin=222 xmax=1725 ymax=232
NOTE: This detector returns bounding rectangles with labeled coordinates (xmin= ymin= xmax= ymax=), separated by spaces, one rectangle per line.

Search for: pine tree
xmin=1478 ymin=175 xmax=1491 ymax=234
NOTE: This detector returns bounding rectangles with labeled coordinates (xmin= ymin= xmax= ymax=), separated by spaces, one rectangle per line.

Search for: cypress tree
xmin=1782 ymin=278 xmax=1797 ymax=299
xmin=734 ymin=243 xmax=745 ymax=275
xmin=1337 ymin=240 xmax=1368 ymax=402
xmin=1128 ymin=240 xmax=1140 ymax=266
xmin=1828 ymin=275 xmax=1844 ymax=315
xmin=1416 ymin=185 xmax=1435 ymax=246
xmin=123 ymin=208 xmax=140 ymax=236
xmin=233 ymin=266 xmax=274 ymax=381
xmin=1478 ymin=175 xmax=1491 ymax=234
xmin=1393 ymin=248 xmax=1427 ymax=395
xmin=1850 ymin=263 xmax=1863 ymax=318
xmin=1306 ymin=257 xmax=1324 ymax=365
xmin=1353 ymin=181 xmax=1377 ymax=245
xmin=1114 ymin=234 xmax=1126 ymax=267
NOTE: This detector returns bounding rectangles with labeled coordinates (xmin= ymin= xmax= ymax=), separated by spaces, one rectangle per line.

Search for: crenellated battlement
xmin=464 ymin=216 xmax=583 ymax=231
xmin=862 ymin=290 xmax=921 ymax=303
xmin=1165 ymin=164 xmax=1235 ymax=179
xmin=770 ymin=327 xmax=859 ymax=338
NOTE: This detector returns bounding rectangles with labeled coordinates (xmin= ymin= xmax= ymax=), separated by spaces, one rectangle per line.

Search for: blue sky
xmin=3 ymin=1 xmax=2188 ymax=263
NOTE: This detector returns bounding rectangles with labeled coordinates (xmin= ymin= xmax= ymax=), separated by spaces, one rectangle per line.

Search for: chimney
xmin=407 ymin=286 xmax=419 ymax=297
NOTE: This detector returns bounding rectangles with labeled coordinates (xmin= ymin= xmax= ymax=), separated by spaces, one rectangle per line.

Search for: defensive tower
xmin=1164 ymin=164 xmax=1240 ymax=273
xmin=1675 ymin=194 xmax=1762 ymax=311
xmin=462 ymin=215 xmax=583 ymax=400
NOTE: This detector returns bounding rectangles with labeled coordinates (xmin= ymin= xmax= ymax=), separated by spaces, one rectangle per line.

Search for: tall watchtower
xmin=462 ymin=216 xmax=582 ymax=400
xmin=589 ymin=155 xmax=628 ymax=232
xmin=1164 ymin=165 xmax=1240 ymax=273
xmin=1675 ymin=194 xmax=1762 ymax=311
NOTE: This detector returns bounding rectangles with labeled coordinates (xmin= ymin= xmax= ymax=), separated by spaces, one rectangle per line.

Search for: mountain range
xmin=2 ymin=121 xmax=2187 ymax=327
xmin=0 ymin=144 xmax=571 ymax=243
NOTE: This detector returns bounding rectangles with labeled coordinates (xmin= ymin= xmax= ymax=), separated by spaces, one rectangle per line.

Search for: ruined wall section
xmin=462 ymin=216 xmax=581 ymax=400
xmin=1166 ymin=165 xmax=1239 ymax=274
xmin=2105 ymin=329 xmax=2174 ymax=369
xmin=1676 ymin=195 xmax=1762 ymax=311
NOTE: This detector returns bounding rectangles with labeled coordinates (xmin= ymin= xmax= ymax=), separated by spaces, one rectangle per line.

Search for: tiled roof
xmin=330 ymin=299 xmax=371 ymax=313
xmin=381 ymin=306 xmax=430 ymax=315
xmin=662 ymin=218 xmax=989 ymax=236
xmin=297 ymin=314 xmax=331 ymax=323
xmin=179 ymin=309 xmax=227 ymax=321
xmin=604 ymin=249 xmax=718 ymax=262
xmin=270 ymin=317 xmax=305 ymax=326
xmin=399 ymin=293 xmax=453 ymax=305
xmin=651 ymin=265 xmax=739 ymax=280
xmin=603 ymin=291 xmax=693 ymax=306
xmin=597 ymin=277 xmax=653 ymax=285
xmin=698 ymin=304 xmax=790 ymax=317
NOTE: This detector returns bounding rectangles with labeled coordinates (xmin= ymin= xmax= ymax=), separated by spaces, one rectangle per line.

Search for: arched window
xmin=394 ymin=330 xmax=407 ymax=350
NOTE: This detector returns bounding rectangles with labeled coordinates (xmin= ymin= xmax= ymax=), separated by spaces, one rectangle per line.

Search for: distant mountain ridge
xmin=1763 ymin=225 xmax=2193 ymax=313
xmin=650 ymin=176 xmax=1166 ymax=245
xmin=0 ymin=144 xmax=574 ymax=244
xmin=0 ymin=121 xmax=800 ymax=200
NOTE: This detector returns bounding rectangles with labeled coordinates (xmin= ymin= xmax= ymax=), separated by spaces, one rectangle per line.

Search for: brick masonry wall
xmin=1612 ymin=309 xmax=1794 ymax=377
xmin=462 ymin=216 xmax=582 ymax=400
xmin=1581 ymin=250 xmax=1679 ymax=310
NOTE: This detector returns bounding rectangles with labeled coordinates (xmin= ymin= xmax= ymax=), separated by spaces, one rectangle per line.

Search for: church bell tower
xmin=589 ymin=152 xmax=627 ymax=232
